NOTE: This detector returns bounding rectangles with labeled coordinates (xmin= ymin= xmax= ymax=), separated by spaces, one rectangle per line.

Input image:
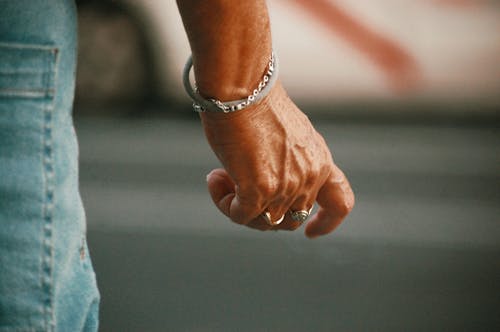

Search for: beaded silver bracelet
xmin=182 ymin=51 xmax=279 ymax=113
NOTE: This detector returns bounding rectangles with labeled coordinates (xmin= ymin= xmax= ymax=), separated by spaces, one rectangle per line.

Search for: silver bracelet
xmin=182 ymin=51 xmax=279 ymax=113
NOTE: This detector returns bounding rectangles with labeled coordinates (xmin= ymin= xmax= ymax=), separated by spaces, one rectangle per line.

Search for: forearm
xmin=176 ymin=0 xmax=272 ymax=101
xmin=177 ymin=1 xmax=354 ymax=237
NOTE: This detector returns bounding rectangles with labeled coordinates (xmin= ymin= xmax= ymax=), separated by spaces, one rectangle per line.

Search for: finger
xmin=245 ymin=214 xmax=273 ymax=231
xmin=206 ymin=168 xmax=262 ymax=225
xmin=305 ymin=165 xmax=354 ymax=239
xmin=275 ymin=194 xmax=315 ymax=231
xmin=228 ymin=194 xmax=262 ymax=225
xmin=206 ymin=168 xmax=236 ymax=217
xmin=260 ymin=196 xmax=289 ymax=227
xmin=234 ymin=181 xmax=285 ymax=229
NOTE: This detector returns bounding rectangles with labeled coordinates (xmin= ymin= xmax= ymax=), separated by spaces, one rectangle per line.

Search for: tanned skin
xmin=177 ymin=0 xmax=354 ymax=237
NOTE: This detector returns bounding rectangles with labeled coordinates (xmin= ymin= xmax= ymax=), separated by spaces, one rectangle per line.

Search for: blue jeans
xmin=0 ymin=1 xmax=100 ymax=331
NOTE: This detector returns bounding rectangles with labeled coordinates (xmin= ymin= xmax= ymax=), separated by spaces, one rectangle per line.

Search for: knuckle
xmin=321 ymin=163 xmax=333 ymax=178
xmin=337 ymin=191 xmax=355 ymax=216
xmin=301 ymin=165 xmax=325 ymax=193
xmin=256 ymin=178 xmax=279 ymax=197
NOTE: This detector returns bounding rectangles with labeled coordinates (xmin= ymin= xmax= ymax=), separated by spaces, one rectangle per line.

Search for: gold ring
xmin=262 ymin=211 xmax=285 ymax=226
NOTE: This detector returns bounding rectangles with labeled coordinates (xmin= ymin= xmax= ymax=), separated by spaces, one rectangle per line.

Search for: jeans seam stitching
xmin=40 ymin=48 xmax=58 ymax=332
xmin=0 ymin=88 xmax=54 ymax=97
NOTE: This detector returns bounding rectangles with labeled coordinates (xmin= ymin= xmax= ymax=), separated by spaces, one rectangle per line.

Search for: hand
xmin=203 ymin=81 xmax=354 ymax=238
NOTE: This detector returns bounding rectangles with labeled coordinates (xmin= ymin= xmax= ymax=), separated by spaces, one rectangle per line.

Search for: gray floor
xmin=76 ymin=115 xmax=500 ymax=331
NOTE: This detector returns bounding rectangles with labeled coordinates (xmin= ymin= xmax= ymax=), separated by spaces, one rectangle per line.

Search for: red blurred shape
xmin=291 ymin=0 xmax=421 ymax=93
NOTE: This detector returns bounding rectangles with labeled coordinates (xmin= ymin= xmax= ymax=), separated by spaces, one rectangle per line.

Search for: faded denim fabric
xmin=0 ymin=1 xmax=100 ymax=331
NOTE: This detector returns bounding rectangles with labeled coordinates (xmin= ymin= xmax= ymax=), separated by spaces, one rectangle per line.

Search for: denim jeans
xmin=0 ymin=1 xmax=100 ymax=331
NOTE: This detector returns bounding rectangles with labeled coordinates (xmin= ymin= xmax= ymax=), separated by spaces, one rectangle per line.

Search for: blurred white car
xmin=76 ymin=0 xmax=500 ymax=115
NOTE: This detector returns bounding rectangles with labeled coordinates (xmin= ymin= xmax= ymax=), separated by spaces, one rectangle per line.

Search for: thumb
xmin=206 ymin=168 xmax=236 ymax=218
xmin=206 ymin=168 xmax=259 ymax=225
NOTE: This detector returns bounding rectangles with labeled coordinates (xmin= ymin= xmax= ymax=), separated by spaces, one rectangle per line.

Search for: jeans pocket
xmin=0 ymin=42 xmax=58 ymax=98
xmin=0 ymin=42 xmax=59 ymax=331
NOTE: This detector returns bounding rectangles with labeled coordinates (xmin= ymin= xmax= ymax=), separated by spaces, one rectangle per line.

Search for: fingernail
xmin=206 ymin=170 xmax=215 ymax=182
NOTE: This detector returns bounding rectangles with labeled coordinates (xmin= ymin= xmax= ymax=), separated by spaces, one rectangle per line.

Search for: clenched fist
xmin=202 ymin=81 xmax=354 ymax=238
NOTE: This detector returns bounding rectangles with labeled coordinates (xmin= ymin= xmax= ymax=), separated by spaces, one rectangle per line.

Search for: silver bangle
xmin=182 ymin=51 xmax=279 ymax=113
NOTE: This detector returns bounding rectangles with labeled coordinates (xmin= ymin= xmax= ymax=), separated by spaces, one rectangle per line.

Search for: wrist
xmin=199 ymin=80 xmax=283 ymax=125
xmin=193 ymin=45 xmax=272 ymax=101
xmin=183 ymin=50 xmax=278 ymax=113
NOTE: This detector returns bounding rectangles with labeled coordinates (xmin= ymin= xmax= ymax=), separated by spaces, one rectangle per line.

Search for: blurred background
xmin=74 ymin=0 xmax=500 ymax=331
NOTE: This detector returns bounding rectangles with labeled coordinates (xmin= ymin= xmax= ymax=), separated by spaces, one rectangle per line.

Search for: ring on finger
xmin=262 ymin=211 xmax=285 ymax=226
xmin=290 ymin=207 xmax=313 ymax=223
